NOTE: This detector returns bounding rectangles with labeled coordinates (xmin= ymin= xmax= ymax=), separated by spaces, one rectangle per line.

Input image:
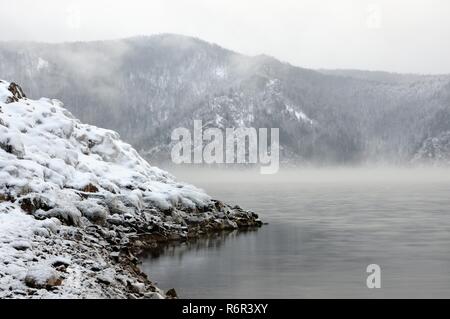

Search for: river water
xmin=140 ymin=168 xmax=450 ymax=298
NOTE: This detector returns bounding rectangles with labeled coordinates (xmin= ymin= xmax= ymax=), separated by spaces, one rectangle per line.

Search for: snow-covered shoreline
xmin=0 ymin=80 xmax=262 ymax=299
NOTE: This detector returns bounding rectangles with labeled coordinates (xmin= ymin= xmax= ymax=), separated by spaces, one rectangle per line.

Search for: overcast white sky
xmin=1 ymin=0 xmax=450 ymax=74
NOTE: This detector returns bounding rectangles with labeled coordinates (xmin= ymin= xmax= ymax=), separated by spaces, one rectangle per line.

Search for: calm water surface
xmin=141 ymin=169 xmax=450 ymax=298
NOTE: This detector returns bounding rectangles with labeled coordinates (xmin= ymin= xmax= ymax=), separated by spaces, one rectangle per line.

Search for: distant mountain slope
xmin=412 ymin=131 xmax=450 ymax=164
xmin=1 ymin=34 xmax=449 ymax=164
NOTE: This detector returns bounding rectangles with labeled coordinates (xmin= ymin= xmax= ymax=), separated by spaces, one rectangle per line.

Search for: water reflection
xmin=140 ymin=228 xmax=259 ymax=260
xmin=140 ymin=168 xmax=450 ymax=298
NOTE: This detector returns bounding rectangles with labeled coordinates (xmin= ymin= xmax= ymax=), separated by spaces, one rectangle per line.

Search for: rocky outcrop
xmin=5 ymin=82 xmax=26 ymax=103
xmin=0 ymin=80 xmax=262 ymax=299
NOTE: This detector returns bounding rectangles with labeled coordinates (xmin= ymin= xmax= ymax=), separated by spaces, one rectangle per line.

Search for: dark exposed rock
xmin=18 ymin=195 xmax=54 ymax=214
xmin=129 ymin=282 xmax=146 ymax=294
xmin=0 ymin=117 xmax=8 ymax=128
xmin=90 ymin=265 xmax=103 ymax=272
xmin=166 ymin=288 xmax=178 ymax=298
xmin=0 ymin=193 xmax=14 ymax=203
xmin=96 ymin=276 xmax=112 ymax=285
xmin=12 ymin=241 xmax=31 ymax=251
xmin=5 ymin=82 xmax=26 ymax=104
xmin=81 ymin=183 xmax=99 ymax=193
xmin=0 ymin=137 xmax=25 ymax=158
xmin=107 ymin=216 xmax=125 ymax=226
xmin=51 ymin=259 xmax=71 ymax=268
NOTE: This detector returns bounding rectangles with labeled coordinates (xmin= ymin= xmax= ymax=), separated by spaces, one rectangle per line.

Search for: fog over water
xmin=166 ymin=166 xmax=450 ymax=186
xmin=141 ymin=166 xmax=450 ymax=298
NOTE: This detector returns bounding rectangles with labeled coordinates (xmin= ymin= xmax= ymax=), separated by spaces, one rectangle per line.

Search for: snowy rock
xmin=130 ymin=282 xmax=146 ymax=294
xmin=24 ymin=265 xmax=62 ymax=289
xmin=42 ymin=206 xmax=82 ymax=226
xmin=0 ymin=133 xmax=25 ymax=158
xmin=76 ymin=199 xmax=109 ymax=224
xmin=39 ymin=218 xmax=62 ymax=234
xmin=105 ymin=196 xmax=134 ymax=215
xmin=96 ymin=269 xmax=116 ymax=286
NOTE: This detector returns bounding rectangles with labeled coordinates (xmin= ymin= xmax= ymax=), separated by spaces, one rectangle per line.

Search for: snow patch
xmin=285 ymin=104 xmax=315 ymax=125
xmin=37 ymin=58 xmax=49 ymax=71
xmin=214 ymin=66 xmax=227 ymax=79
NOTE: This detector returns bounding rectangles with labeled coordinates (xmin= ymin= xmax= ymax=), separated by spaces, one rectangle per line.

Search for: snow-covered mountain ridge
xmin=0 ymin=80 xmax=261 ymax=298
xmin=1 ymin=34 xmax=449 ymax=164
